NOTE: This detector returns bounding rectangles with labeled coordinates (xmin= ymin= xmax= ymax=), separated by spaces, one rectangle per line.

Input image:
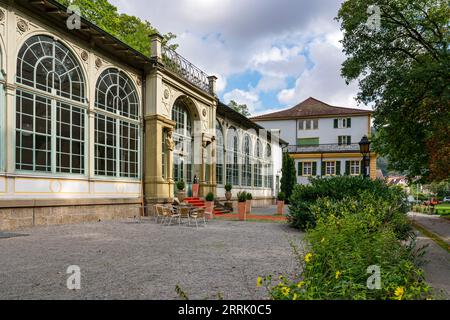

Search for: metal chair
xmin=179 ymin=206 xmax=191 ymax=226
xmin=163 ymin=205 xmax=180 ymax=226
xmin=190 ymin=208 xmax=206 ymax=229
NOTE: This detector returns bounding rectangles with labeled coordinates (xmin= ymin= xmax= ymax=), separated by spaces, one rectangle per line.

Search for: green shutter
xmin=312 ymin=162 xmax=317 ymax=176
xmin=347 ymin=136 xmax=352 ymax=145
xmin=298 ymin=162 xmax=303 ymax=176
xmin=336 ymin=161 xmax=341 ymax=175
xmin=334 ymin=119 xmax=338 ymax=128
xmin=321 ymin=162 xmax=326 ymax=176
xmin=345 ymin=161 xmax=350 ymax=175
xmin=347 ymin=118 xmax=352 ymax=128
xmin=338 ymin=136 xmax=342 ymax=145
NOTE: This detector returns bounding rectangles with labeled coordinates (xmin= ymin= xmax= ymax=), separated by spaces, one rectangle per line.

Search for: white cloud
xmin=109 ymin=0 xmax=362 ymax=110
xmin=223 ymin=89 xmax=261 ymax=113
xmin=277 ymin=33 xmax=364 ymax=108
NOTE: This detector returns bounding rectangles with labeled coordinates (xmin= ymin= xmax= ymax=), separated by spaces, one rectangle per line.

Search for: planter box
xmin=177 ymin=191 xmax=187 ymax=203
xmin=192 ymin=184 xmax=200 ymax=198
xmin=238 ymin=202 xmax=247 ymax=221
xmin=277 ymin=201 xmax=285 ymax=215
xmin=205 ymin=201 xmax=214 ymax=219
xmin=246 ymin=200 xmax=252 ymax=214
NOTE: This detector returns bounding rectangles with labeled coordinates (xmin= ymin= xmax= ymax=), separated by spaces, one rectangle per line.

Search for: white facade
xmin=253 ymin=116 xmax=371 ymax=147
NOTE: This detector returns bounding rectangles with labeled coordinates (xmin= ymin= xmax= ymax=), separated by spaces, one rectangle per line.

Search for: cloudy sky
xmin=110 ymin=0 xmax=370 ymax=116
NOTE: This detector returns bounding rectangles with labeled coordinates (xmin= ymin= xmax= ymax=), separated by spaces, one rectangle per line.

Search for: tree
xmin=337 ymin=0 xmax=449 ymax=182
xmin=280 ymin=152 xmax=297 ymax=203
xmin=228 ymin=100 xmax=251 ymax=117
xmin=58 ymin=0 xmax=177 ymax=56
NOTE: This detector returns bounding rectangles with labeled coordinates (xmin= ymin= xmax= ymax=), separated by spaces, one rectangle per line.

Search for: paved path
xmin=408 ymin=212 xmax=450 ymax=299
xmin=0 ymin=219 xmax=301 ymax=300
xmin=409 ymin=212 xmax=450 ymax=245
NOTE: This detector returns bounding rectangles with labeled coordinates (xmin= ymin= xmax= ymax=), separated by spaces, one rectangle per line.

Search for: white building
xmin=251 ymin=97 xmax=377 ymax=184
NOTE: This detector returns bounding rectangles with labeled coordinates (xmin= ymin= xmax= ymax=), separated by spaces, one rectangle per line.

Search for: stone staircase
xmin=184 ymin=198 xmax=230 ymax=215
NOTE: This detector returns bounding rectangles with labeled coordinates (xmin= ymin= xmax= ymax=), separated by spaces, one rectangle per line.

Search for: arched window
xmin=215 ymin=122 xmax=224 ymax=185
xmin=95 ymin=68 xmax=140 ymax=178
xmin=242 ymin=135 xmax=252 ymax=187
xmin=0 ymin=48 xmax=4 ymax=172
xmin=16 ymin=35 xmax=87 ymax=173
xmin=254 ymin=140 xmax=263 ymax=187
xmin=265 ymin=143 xmax=273 ymax=188
xmin=226 ymin=127 xmax=239 ymax=186
xmin=172 ymin=100 xmax=193 ymax=184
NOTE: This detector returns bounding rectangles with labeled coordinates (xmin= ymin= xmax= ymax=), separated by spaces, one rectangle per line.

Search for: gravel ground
xmin=0 ymin=219 xmax=302 ymax=300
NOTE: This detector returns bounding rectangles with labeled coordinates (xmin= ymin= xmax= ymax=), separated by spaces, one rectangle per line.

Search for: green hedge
xmin=262 ymin=209 xmax=432 ymax=300
xmin=288 ymin=176 xmax=409 ymax=231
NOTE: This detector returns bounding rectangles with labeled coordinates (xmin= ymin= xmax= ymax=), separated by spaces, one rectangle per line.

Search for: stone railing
xmin=286 ymin=143 xmax=363 ymax=154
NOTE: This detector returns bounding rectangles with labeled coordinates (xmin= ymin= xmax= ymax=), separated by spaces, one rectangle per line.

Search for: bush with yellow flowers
xmin=259 ymin=207 xmax=433 ymax=300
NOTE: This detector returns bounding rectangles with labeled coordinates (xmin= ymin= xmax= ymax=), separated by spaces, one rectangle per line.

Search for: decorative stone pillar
xmin=208 ymin=76 xmax=218 ymax=97
xmin=150 ymin=33 xmax=164 ymax=61
xmin=143 ymin=115 xmax=175 ymax=203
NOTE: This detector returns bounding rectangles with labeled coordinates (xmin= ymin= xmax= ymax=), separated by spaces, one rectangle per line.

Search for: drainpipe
xmin=140 ymin=74 xmax=146 ymax=217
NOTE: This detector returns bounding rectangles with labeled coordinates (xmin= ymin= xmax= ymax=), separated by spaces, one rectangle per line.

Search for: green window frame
xmin=15 ymin=35 xmax=88 ymax=175
xmin=0 ymin=71 xmax=5 ymax=172
xmin=226 ymin=127 xmax=239 ymax=186
xmin=215 ymin=122 xmax=224 ymax=185
xmin=242 ymin=135 xmax=252 ymax=187
xmin=94 ymin=68 xmax=140 ymax=179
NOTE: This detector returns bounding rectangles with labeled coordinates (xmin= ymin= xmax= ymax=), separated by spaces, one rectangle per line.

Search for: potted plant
xmin=277 ymin=192 xmax=286 ymax=215
xmin=246 ymin=192 xmax=253 ymax=214
xmin=176 ymin=181 xmax=186 ymax=203
xmin=225 ymin=184 xmax=232 ymax=201
xmin=237 ymin=191 xmax=247 ymax=221
xmin=205 ymin=192 xmax=215 ymax=219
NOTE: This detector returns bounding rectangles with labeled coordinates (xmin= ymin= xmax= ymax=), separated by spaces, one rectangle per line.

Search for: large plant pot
xmin=225 ymin=191 xmax=232 ymax=201
xmin=277 ymin=201 xmax=285 ymax=215
xmin=246 ymin=200 xmax=252 ymax=214
xmin=238 ymin=202 xmax=247 ymax=221
xmin=177 ymin=191 xmax=187 ymax=203
xmin=192 ymin=184 xmax=200 ymax=198
xmin=205 ymin=201 xmax=214 ymax=219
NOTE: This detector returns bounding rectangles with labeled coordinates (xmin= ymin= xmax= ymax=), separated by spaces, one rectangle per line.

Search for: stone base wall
xmin=0 ymin=199 xmax=142 ymax=231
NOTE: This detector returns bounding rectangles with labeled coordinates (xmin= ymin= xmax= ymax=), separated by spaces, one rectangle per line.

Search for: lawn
xmin=435 ymin=203 xmax=450 ymax=216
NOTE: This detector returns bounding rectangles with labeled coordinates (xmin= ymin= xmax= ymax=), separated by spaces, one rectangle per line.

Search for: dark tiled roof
xmin=250 ymin=97 xmax=372 ymax=121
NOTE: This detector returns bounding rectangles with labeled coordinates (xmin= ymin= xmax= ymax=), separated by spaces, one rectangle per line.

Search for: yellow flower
xmin=304 ymin=253 xmax=313 ymax=263
xmin=321 ymin=237 xmax=325 ymax=243
xmin=256 ymin=277 xmax=262 ymax=287
xmin=280 ymin=286 xmax=290 ymax=297
xmin=297 ymin=281 xmax=305 ymax=288
xmin=394 ymin=287 xmax=405 ymax=300
xmin=293 ymin=293 xmax=299 ymax=300
xmin=335 ymin=271 xmax=342 ymax=279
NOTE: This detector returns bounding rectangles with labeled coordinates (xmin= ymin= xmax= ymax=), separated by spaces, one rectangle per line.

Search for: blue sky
xmin=110 ymin=0 xmax=372 ymax=116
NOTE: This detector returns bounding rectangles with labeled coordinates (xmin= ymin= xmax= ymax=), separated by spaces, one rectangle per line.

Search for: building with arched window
xmin=0 ymin=0 xmax=285 ymax=230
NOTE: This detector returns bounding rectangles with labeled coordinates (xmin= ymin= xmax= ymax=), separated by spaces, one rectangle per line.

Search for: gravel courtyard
xmin=0 ymin=219 xmax=302 ymax=300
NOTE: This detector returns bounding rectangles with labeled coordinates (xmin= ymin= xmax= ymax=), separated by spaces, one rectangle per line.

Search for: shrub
xmin=280 ymin=153 xmax=296 ymax=204
xmin=205 ymin=192 xmax=215 ymax=202
xmin=246 ymin=193 xmax=253 ymax=200
xmin=260 ymin=208 xmax=432 ymax=300
xmin=225 ymin=184 xmax=232 ymax=192
xmin=176 ymin=180 xmax=186 ymax=191
xmin=277 ymin=192 xmax=286 ymax=202
xmin=237 ymin=191 xmax=247 ymax=202
xmin=288 ymin=176 xmax=409 ymax=231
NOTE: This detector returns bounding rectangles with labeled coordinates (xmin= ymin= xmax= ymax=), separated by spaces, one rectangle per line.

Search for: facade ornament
xmin=95 ymin=58 xmax=102 ymax=68
xmin=81 ymin=51 xmax=88 ymax=61
xmin=17 ymin=19 xmax=28 ymax=32
xmin=0 ymin=10 xmax=5 ymax=22
xmin=165 ymin=130 xmax=175 ymax=152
